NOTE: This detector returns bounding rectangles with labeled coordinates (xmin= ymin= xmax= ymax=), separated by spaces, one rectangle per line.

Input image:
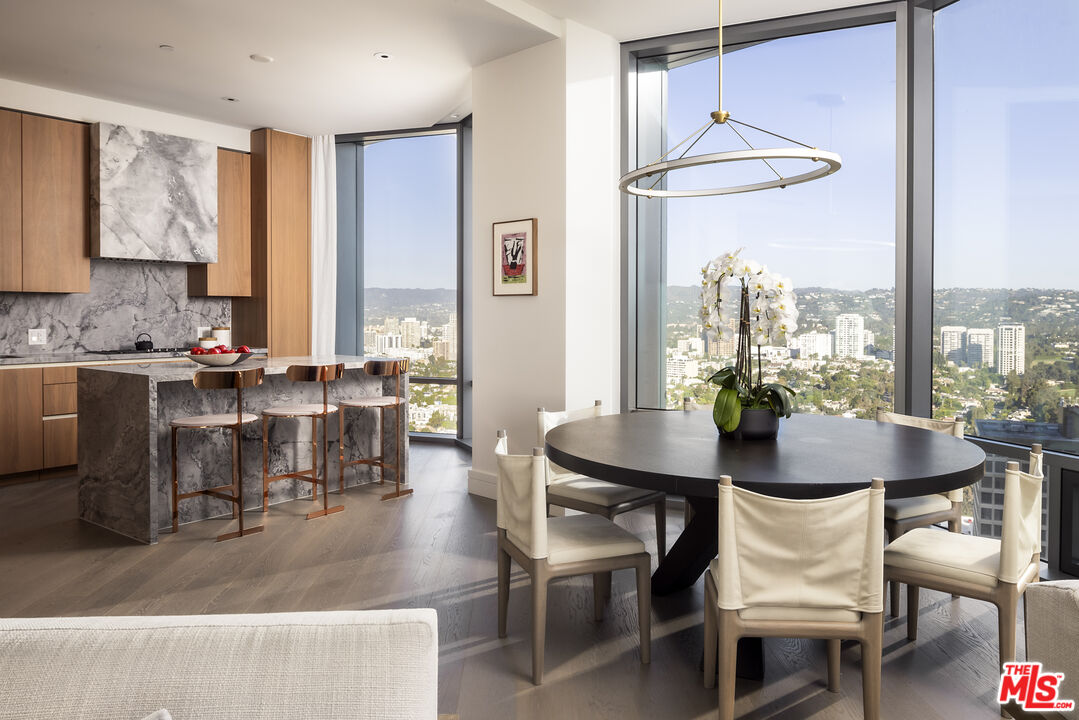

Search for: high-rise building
xmin=706 ymin=317 xmax=738 ymax=358
xmin=834 ymin=314 xmax=865 ymax=358
xmin=440 ymin=316 xmax=458 ymax=358
xmin=998 ymin=324 xmax=1026 ymax=375
xmin=793 ymin=331 xmax=832 ymax=358
xmin=375 ymin=334 xmax=402 ymax=354
xmin=966 ymin=328 xmax=994 ymax=368
xmin=400 ymin=317 xmax=423 ymax=348
xmin=665 ymin=357 xmax=699 ymax=385
xmin=863 ymin=330 xmax=875 ymax=353
xmin=941 ymin=325 xmax=966 ymax=364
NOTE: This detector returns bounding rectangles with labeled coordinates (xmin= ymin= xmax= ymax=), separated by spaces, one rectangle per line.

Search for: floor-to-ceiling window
xmin=632 ymin=22 xmax=896 ymax=415
xmin=932 ymin=0 xmax=1079 ymax=547
xmin=337 ymin=129 xmax=463 ymax=437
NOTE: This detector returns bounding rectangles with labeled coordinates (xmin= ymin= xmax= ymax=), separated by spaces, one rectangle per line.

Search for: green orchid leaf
xmin=723 ymin=400 xmax=742 ymax=432
xmin=713 ymin=387 xmax=741 ymax=430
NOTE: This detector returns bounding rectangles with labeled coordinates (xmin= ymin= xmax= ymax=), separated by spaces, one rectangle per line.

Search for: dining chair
xmin=538 ymin=401 xmax=668 ymax=561
xmin=884 ymin=444 xmax=1043 ymax=714
xmin=261 ymin=363 xmax=346 ymax=520
xmin=703 ymin=475 xmax=885 ymax=720
xmin=170 ymin=367 xmax=265 ymax=542
xmin=495 ymin=430 xmax=652 ymax=685
xmin=876 ymin=409 xmax=968 ymax=615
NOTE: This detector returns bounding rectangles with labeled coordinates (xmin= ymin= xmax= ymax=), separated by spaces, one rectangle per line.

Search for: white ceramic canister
xmin=198 ymin=336 xmax=218 ymax=349
xmin=211 ymin=326 xmax=231 ymax=348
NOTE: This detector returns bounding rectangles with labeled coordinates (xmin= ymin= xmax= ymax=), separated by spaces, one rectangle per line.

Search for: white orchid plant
xmin=700 ymin=247 xmax=798 ymax=433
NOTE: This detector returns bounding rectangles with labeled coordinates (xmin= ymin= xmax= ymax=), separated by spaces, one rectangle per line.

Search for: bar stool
xmin=261 ymin=363 xmax=345 ymax=521
xmin=338 ymin=358 xmax=410 ymax=501
xmin=171 ymin=367 xmax=265 ymax=542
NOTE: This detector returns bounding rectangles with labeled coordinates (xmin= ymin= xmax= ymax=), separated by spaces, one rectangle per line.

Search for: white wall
xmin=468 ymin=22 xmax=621 ymax=497
xmin=0 ymin=77 xmax=250 ymax=150
xmin=470 ymin=37 xmax=568 ymax=495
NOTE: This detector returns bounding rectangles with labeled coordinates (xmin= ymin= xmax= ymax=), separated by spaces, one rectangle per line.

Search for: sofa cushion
xmin=0 ymin=610 xmax=437 ymax=720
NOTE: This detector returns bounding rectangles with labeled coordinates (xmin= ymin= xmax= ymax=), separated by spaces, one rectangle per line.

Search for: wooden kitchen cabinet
xmin=0 ymin=109 xmax=22 ymax=291
xmin=0 ymin=368 xmax=44 ymax=475
xmin=188 ymin=148 xmax=252 ymax=297
xmin=42 ymin=416 xmax=78 ymax=468
xmin=232 ymin=128 xmax=311 ymax=356
xmin=0 ymin=112 xmax=90 ymax=293
xmin=21 ymin=113 xmax=91 ymax=293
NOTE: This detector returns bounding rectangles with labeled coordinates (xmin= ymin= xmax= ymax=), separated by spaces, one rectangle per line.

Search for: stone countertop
xmin=79 ymin=355 xmax=399 ymax=385
xmin=0 ymin=348 xmax=269 ymax=367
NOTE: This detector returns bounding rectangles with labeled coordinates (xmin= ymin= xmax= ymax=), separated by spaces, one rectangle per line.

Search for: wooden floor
xmin=0 ymin=444 xmax=1020 ymax=719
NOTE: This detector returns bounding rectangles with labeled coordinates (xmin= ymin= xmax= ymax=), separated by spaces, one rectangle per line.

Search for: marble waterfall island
xmin=78 ymin=356 xmax=408 ymax=544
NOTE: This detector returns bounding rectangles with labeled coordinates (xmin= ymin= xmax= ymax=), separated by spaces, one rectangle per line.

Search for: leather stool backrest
xmin=193 ymin=367 xmax=265 ymax=390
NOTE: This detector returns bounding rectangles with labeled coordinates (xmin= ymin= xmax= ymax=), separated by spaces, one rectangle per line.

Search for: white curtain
xmin=310 ymin=135 xmax=337 ymax=355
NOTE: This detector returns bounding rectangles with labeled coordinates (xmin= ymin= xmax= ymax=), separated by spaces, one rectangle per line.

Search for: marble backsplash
xmin=0 ymin=260 xmax=229 ymax=355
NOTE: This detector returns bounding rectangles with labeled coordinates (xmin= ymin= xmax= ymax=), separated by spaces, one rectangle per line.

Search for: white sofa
xmin=0 ymin=609 xmax=438 ymax=720
xmin=1022 ymin=580 xmax=1079 ymax=720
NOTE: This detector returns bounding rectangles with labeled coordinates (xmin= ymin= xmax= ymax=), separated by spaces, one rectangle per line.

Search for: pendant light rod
xmin=712 ymin=0 xmax=730 ymax=124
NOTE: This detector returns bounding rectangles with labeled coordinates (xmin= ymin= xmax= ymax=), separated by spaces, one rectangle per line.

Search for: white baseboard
xmin=467 ymin=468 xmax=496 ymax=499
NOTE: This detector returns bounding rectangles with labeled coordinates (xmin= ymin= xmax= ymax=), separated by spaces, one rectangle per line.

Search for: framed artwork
xmin=492 ymin=218 xmax=538 ymax=296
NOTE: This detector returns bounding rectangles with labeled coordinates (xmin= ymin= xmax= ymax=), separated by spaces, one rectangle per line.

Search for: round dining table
xmin=545 ymin=410 xmax=986 ymax=680
xmin=545 ymin=410 xmax=986 ymax=596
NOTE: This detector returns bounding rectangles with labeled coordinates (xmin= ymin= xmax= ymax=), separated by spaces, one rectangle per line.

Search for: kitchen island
xmin=77 ymin=355 xmax=408 ymax=543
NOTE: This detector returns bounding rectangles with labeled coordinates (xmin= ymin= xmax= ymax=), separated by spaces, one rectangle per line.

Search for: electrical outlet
xmin=28 ymin=328 xmax=47 ymax=346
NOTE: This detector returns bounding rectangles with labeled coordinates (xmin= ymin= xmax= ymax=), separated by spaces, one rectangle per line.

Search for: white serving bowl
xmin=185 ymin=352 xmax=252 ymax=367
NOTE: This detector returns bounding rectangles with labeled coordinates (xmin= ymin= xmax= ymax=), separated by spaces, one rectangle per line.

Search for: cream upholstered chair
xmin=1018 ymin=580 xmax=1079 ymax=720
xmin=538 ymin=401 xmax=668 ymax=560
xmin=884 ymin=445 xmax=1043 ymax=698
xmin=703 ymin=475 xmax=886 ymax=720
xmin=495 ymin=430 xmax=651 ymax=685
xmin=876 ymin=410 xmax=968 ymax=615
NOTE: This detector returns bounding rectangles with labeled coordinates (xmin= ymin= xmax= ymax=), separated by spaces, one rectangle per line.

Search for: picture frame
xmin=492 ymin=218 xmax=538 ymax=296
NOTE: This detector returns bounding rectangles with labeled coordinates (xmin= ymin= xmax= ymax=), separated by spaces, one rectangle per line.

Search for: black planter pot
xmin=719 ymin=408 xmax=780 ymax=441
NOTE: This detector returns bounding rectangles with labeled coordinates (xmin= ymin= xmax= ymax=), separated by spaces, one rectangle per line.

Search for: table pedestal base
xmin=651 ymin=495 xmax=718 ymax=595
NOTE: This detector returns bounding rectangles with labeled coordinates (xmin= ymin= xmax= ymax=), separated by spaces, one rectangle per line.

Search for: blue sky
xmin=360 ymin=0 xmax=1078 ymax=292
xmin=363 ymin=133 xmax=457 ymax=289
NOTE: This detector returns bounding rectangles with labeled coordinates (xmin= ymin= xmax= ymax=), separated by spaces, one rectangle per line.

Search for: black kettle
xmin=135 ymin=333 xmax=153 ymax=352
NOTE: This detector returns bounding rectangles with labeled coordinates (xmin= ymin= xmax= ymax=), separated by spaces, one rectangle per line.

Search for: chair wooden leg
xmin=827 ymin=639 xmax=841 ymax=692
xmin=531 ymin=564 xmax=547 ymax=685
xmin=593 ymin=573 xmax=605 ymax=622
xmin=601 ymin=571 xmax=612 ymax=601
xmin=862 ymin=613 xmax=883 ymax=720
xmin=497 ymin=544 xmax=510 ymax=638
xmin=906 ymin=584 xmax=920 ymax=642
xmin=261 ymin=416 xmax=269 ymax=512
xmin=703 ymin=576 xmax=717 ymax=689
xmin=636 ymin=556 xmax=651 ymax=664
xmin=717 ymin=610 xmax=738 ymax=720
xmin=171 ymin=427 xmax=179 ymax=533
xmin=997 ymin=590 xmax=1018 ymax=673
xmin=890 ymin=580 xmax=901 ymax=618
xmin=655 ymin=500 xmax=667 ymax=562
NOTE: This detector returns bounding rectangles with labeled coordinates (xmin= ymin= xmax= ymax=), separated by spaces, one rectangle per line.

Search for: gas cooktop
xmin=87 ymin=348 xmax=189 ymax=355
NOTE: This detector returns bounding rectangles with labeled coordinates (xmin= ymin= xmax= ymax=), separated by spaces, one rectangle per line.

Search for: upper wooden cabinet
xmin=0 ymin=111 xmax=90 ymax=293
xmin=232 ymin=129 xmax=311 ymax=356
xmin=188 ymin=148 xmax=252 ymax=297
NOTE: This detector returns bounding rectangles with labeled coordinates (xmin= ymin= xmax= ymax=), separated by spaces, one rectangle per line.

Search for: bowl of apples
xmin=186 ymin=344 xmax=253 ymax=367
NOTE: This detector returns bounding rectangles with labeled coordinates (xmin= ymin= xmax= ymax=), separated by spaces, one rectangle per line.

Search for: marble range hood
xmin=90 ymin=122 xmax=218 ymax=263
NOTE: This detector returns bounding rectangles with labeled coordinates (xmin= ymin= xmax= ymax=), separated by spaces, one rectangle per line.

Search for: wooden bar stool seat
xmin=261 ymin=363 xmax=346 ymax=521
xmin=339 ymin=359 xmax=410 ymax=502
xmin=170 ymin=367 xmax=265 ymax=542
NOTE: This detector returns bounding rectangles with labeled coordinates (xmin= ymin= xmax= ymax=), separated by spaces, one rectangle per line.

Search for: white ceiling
xmin=0 ymin=0 xmax=871 ymax=137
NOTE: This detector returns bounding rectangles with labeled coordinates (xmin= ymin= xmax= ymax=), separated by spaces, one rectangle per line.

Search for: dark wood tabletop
xmin=545 ymin=410 xmax=986 ymax=501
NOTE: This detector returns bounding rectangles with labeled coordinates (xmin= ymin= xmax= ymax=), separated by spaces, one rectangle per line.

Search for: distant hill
xmin=364 ymin=288 xmax=456 ymax=325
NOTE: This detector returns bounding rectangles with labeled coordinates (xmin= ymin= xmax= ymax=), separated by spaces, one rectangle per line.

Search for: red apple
xmin=190 ymin=347 xmax=206 ymax=355
xmin=237 ymin=345 xmax=251 ymax=353
xmin=215 ymin=344 xmax=227 ymax=350
xmin=208 ymin=347 xmax=223 ymax=355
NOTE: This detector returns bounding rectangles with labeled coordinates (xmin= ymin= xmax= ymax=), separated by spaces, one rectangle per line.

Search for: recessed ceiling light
xmin=249 ymin=53 xmax=274 ymax=63
xmin=221 ymin=97 xmax=239 ymax=103
xmin=373 ymin=52 xmax=393 ymax=60
xmin=158 ymin=44 xmax=174 ymax=52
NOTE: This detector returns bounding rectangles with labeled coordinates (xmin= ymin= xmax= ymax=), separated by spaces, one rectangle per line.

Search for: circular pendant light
xmin=618 ymin=0 xmax=842 ymax=198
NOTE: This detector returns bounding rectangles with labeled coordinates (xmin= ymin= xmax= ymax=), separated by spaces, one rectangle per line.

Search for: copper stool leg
xmin=171 ymin=427 xmax=179 ymax=533
xmin=308 ymin=412 xmax=345 ymax=520
xmin=262 ymin=415 xmax=270 ymax=512
xmin=338 ymin=406 xmax=345 ymax=494
xmin=381 ymin=402 xmax=412 ymax=501
xmin=311 ymin=416 xmax=318 ymax=502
